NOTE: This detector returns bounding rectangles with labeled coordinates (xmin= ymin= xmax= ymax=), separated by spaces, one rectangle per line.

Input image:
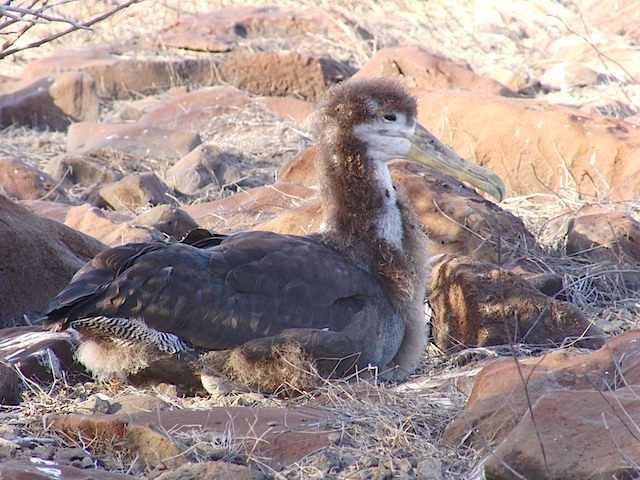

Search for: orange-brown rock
xmin=279 ymin=146 xmax=319 ymax=186
xmin=483 ymin=387 xmax=640 ymax=480
xmin=355 ymin=46 xmax=515 ymax=96
xmin=66 ymin=122 xmax=201 ymax=161
xmin=46 ymin=406 xmax=336 ymax=469
xmin=444 ymin=330 xmax=640 ymax=479
xmin=139 ymin=85 xmax=251 ymax=132
xmin=0 ymin=71 xmax=98 ymax=130
xmin=565 ymin=208 xmax=640 ymax=265
xmin=64 ymin=203 xmax=163 ymax=246
xmin=166 ymin=144 xmax=242 ymax=195
xmin=182 ymin=182 xmax=316 ymax=233
xmin=97 ymin=172 xmax=169 ymax=213
xmin=131 ymin=205 xmax=198 ymax=240
xmin=21 ymin=47 xmax=216 ymax=100
xmin=444 ymin=330 xmax=640 ymax=446
xmin=159 ymin=5 xmax=368 ymax=54
xmin=0 ymin=157 xmax=68 ymax=202
xmin=254 ymin=96 xmax=315 ymax=123
xmin=414 ymin=89 xmax=640 ymax=201
xmin=428 ymin=254 xmax=604 ymax=353
xmin=0 ymin=195 xmax=105 ymax=327
xmin=44 ymin=154 xmax=121 ymax=189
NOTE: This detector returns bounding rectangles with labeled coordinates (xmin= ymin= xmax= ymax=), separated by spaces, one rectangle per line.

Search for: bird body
xmin=43 ymin=78 xmax=505 ymax=391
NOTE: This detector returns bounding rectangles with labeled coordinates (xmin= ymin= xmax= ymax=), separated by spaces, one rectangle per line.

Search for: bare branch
xmin=0 ymin=0 xmax=145 ymax=60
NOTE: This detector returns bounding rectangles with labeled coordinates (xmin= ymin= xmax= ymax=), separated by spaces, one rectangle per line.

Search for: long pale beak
xmin=404 ymin=123 xmax=506 ymax=202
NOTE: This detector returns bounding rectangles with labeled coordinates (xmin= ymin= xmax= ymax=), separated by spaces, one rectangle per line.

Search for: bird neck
xmin=319 ymin=150 xmax=404 ymax=251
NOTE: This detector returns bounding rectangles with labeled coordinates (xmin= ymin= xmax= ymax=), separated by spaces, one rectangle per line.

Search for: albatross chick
xmin=43 ymin=77 xmax=505 ymax=392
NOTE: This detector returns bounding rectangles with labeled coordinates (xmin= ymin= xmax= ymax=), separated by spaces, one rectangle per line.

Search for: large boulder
xmin=0 ymin=195 xmax=105 ymax=327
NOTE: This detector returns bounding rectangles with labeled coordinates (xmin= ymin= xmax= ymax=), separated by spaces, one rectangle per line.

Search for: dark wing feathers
xmin=44 ymin=231 xmax=383 ymax=350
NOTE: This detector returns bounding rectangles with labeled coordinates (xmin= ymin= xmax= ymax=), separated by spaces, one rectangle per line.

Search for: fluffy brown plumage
xmin=42 ymin=77 xmax=503 ymax=392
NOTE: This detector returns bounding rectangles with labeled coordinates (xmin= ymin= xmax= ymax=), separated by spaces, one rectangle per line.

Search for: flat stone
xmin=46 ymin=406 xmax=336 ymax=469
xmin=66 ymin=122 xmax=201 ymax=162
xmin=0 ymin=72 xmax=98 ymax=130
xmin=139 ymin=85 xmax=251 ymax=132
xmin=21 ymin=47 xmax=216 ymax=100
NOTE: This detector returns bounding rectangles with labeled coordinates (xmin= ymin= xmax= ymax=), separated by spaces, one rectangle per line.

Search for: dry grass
xmin=2 ymin=0 xmax=640 ymax=478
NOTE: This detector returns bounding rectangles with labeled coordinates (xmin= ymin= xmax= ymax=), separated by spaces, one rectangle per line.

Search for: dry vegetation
xmin=2 ymin=0 xmax=640 ymax=478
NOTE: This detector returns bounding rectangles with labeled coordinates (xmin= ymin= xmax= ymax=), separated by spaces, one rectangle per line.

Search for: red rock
xmin=64 ymin=203 xmax=163 ymax=246
xmin=166 ymin=144 xmax=242 ymax=195
xmin=414 ymin=89 xmax=640 ymax=201
xmin=20 ymin=199 xmax=72 ymax=223
xmin=46 ymin=406 xmax=336 ymax=469
xmin=97 ymin=173 xmax=169 ymax=213
xmin=139 ymin=85 xmax=251 ymax=132
xmin=483 ymin=387 xmax=640 ymax=479
xmin=279 ymin=146 xmax=319 ymax=186
xmin=356 ymin=46 xmax=515 ymax=96
xmin=428 ymin=254 xmax=604 ymax=354
xmin=0 ymin=72 xmax=98 ymax=130
xmin=182 ymin=182 xmax=316 ymax=232
xmin=443 ymin=329 xmax=640 ymax=448
xmin=254 ymin=96 xmax=315 ymax=123
xmin=21 ymin=47 xmax=216 ymax=100
xmin=0 ymin=195 xmax=105 ymax=328
xmin=66 ymin=122 xmax=201 ymax=161
xmin=0 ymin=157 xmax=68 ymax=202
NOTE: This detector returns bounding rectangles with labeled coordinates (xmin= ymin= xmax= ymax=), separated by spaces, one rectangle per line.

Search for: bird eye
xmin=382 ymin=113 xmax=397 ymax=122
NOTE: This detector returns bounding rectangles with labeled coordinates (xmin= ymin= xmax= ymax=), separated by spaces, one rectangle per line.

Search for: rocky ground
xmin=1 ymin=0 xmax=640 ymax=478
